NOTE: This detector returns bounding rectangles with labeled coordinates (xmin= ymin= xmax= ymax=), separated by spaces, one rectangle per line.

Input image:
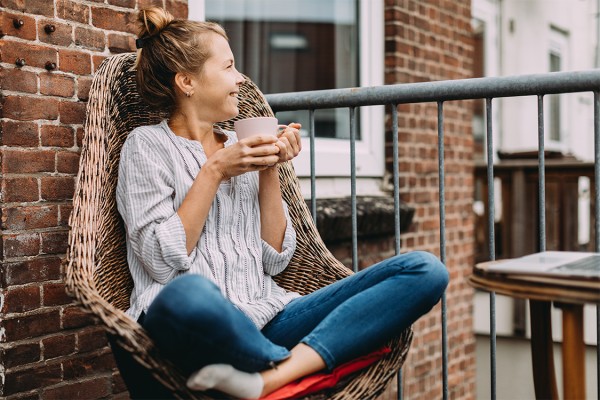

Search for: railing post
xmin=594 ymin=91 xmax=600 ymax=397
xmin=309 ymin=109 xmax=317 ymax=223
xmin=485 ymin=97 xmax=497 ymax=400
xmin=391 ymin=103 xmax=404 ymax=400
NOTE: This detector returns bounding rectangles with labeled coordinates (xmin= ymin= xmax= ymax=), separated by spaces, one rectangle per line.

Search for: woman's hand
xmin=204 ymin=135 xmax=280 ymax=181
xmin=274 ymin=123 xmax=302 ymax=163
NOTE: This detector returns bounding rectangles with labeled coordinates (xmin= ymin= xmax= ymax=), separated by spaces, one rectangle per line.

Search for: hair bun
xmin=138 ymin=7 xmax=174 ymax=38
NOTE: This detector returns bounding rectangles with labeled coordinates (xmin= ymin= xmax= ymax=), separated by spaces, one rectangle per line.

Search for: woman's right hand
xmin=204 ymin=135 xmax=281 ymax=180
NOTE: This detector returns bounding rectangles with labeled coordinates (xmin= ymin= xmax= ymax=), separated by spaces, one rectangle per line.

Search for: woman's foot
xmin=187 ymin=364 xmax=264 ymax=399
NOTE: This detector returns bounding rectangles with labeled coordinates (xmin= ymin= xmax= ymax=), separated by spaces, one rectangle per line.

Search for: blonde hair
xmin=134 ymin=7 xmax=228 ymax=113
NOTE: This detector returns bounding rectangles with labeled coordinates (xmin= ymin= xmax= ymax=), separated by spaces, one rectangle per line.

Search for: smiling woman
xmin=113 ymin=6 xmax=448 ymax=399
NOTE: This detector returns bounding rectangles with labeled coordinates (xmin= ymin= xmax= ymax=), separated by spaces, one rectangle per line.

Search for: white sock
xmin=186 ymin=364 xmax=264 ymax=399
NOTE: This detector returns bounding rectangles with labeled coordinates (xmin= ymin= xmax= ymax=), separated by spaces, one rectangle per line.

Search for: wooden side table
xmin=469 ymin=261 xmax=600 ymax=400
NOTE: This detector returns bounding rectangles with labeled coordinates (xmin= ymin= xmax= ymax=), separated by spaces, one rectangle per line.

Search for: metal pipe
xmin=537 ymin=95 xmax=546 ymax=252
xmin=438 ymin=101 xmax=449 ymax=400
xmin=350 ymin=107 xmax=358 ymax=273
xmin=309 ymin=109 xmax=317 ymax=223
xmin=266 ymin=70 xmax=600 ymax=111
xmin=486 ymin=97 xmax=497 ymax=400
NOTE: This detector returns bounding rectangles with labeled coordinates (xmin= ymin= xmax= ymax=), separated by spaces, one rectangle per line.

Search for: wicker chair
xmin=65 ymin=52 xmax=413 ymax=399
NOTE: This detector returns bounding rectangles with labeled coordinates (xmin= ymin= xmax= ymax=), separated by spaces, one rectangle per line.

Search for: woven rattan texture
xmin=65 ymin=53 xmax=413 ymax=399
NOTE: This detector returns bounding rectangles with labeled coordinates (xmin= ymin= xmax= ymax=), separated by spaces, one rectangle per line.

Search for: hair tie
xmin=135 ymin=38 xmax=145 ymax=49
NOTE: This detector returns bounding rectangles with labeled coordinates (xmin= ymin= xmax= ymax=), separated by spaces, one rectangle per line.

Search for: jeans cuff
xmin=301 ymin=336 xmax=336 ymax=371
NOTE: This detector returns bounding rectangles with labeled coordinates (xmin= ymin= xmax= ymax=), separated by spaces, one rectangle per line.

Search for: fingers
xmin=276 ymin=124 xmax=302 ymax=161
xmin=241 ymin=135 xmax=278 ymax=147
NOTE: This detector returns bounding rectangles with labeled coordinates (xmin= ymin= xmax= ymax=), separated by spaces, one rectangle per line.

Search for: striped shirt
xmin=116 ymin=120 xmax=300 ymax=328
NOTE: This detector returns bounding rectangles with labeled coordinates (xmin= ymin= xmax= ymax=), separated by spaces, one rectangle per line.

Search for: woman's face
xmin=193 ymin=33 xmax=245 ymax=123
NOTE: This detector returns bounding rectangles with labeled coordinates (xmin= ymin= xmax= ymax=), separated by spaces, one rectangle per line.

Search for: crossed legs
xmin=143 ymin=251 xmax=448 ymax=398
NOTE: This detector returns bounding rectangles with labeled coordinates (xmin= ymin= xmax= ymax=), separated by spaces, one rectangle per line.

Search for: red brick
xmin=1 ymin=342 xmax=41 ymax=368
xmin=57 ymin=151 xmax=80 ymax=173
xmin=108 ymin=0 xmax=136 ymax=7
xmin=1 ymin=205 xmax=59 ymax=230
xmin=74 ymin=26 xmax=105 ymax=51
xmin=59 ymin=204 xmax=73 ymax=226
xmin=40 ymin=176 xmax=74 ymax=201
xmin=56 ymin=0 xmax=90 ymax=24
xmin=1 ymin=96 xmax=59 ymax=121
xmin=62 ymin=305 xmax=97 ymax=329
xmin=166 ymin=0 xmax=188 ymax=19
xmin=138 ymin=0 xmax=164 ymax=8
xmin=3 ymin=285 xmax=41 ymax=313
xmin=2 ymin=310 xmax=61 ymax=341
xmin=58 ymin=49 xmax=91 ymax=75
xmin=112 ymin=371 xmax=128 ymax=396
xmin=107 ymin=32 xmax=135 ymax=54
xmin=1 ymin=257 xmax=62 ymax=286
xmin=42 ymin=332 xmax=77 ymax=359
xmin=0 ymin=11 xmax=37 ymax=40
xmin=76 ymin=126 xmax=85 ymax=147
xmin=77 ymin=327 xmax=108 ymax=352
xmin=38 ymin=19 xmax=73 ymax=47
xmin=0 ymin=67 xmax=38 ymax=93
xmin=62 ymin=350 xmax=115 ymax=379
xmin=40 ymin=72 xmax=76 ymax=98
xmin=2 ymin=177 xmax=39 ymax=202
xmin=1 ymin=149 xmax=55 ymax=173
xmin=92 ymin=54 xmax=108 ymax=73
xmin=58 ymin=100 xmax=87 ymax=124
xmin=91 ymin=6 xmax=137 ymax=32
xmin=0 ymin=120 xmax=39 ymax=147
xmin=43 ymin=376 xmax=112 ymax=400
xmin=77 ymin=76 xmax=93 ymax=101
xmin=3 ymin=364 xmax=62 ymax=395
xmin=0 ymin=40 xmax=57 ymax=69
xmin=40 ymin=230 xmax=68 ymax=254
xmin=3 ymin=232 xmax=40 ymax=257
xmin=0 ymin=0 xmax=54 ymax=16
xmin=41 ymin=125 xmax=75 ymax=147
xmin=42 ymin=283 xmax=73 ymax=307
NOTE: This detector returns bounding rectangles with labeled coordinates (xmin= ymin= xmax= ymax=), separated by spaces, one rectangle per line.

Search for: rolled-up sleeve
xmin=262 ymin=201 xmax=297 ymax=276
xmin=116 ymin=134 xmax=195 ymax=284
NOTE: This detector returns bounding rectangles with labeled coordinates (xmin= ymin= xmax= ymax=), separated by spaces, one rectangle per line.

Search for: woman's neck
xmin=168 ymin=112 xmax=227 ymax=156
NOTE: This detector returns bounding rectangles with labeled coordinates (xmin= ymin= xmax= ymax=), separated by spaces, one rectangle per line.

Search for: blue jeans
xmin=142 ymin=251 xmax=448 ymax=374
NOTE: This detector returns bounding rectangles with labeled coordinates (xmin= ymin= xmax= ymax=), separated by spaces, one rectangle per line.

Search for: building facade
xmin=0 ymin=1 xmax=475 ymax=399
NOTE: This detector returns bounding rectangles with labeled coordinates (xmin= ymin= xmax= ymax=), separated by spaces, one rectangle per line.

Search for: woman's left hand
xmin=274 ymin=123 xmax=302 ymax=163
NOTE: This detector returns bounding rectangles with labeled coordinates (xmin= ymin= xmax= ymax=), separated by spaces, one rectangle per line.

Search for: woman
xmin=116 ymin=7 xmax=449 ymax=399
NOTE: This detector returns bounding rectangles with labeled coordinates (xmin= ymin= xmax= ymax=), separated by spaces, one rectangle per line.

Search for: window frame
xmin=189 ymin=0 xmax=385 ymax=181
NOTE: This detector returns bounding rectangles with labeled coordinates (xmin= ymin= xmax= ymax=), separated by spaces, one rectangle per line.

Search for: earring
xmin=186 ymin=91 xmax=191 ymax=98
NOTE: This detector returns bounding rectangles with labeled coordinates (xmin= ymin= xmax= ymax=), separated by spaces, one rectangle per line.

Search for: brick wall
xmin=0 ymin=1 xmax=186 ymax=399
xmin=1 ymin=0 xmax=475 ymax=399
xmin=383 ymin=0 xmax=476 ymax=398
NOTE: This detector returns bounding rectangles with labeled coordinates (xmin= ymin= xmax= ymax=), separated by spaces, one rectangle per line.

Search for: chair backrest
xmin=66 ymin=53 xmax=412 ymax=400
xmin=67 ymin=53 xmax=350 ymax=313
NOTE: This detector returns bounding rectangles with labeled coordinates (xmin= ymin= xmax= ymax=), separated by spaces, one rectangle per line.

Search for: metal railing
xmin=265 ymin=70 xmax=600 ymax=399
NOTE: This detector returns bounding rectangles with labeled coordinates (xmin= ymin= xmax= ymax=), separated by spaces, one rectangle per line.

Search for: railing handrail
xmin=265 ymin=69 xmax=600 ymax=111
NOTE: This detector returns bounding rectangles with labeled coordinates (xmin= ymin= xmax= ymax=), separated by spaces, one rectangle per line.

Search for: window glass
xmin=205 ymin=0 xmax=360 ymax=139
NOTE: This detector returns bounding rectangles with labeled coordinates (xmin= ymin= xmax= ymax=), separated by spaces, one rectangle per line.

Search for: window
xmin=189 ymin=0 xmax=384 ymax=183
xmin=546 ymin=27 xmax=568 ymax=145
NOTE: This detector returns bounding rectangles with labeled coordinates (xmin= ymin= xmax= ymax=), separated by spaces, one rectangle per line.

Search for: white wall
xmin=498 ymin=0 xmax=597 ymax=160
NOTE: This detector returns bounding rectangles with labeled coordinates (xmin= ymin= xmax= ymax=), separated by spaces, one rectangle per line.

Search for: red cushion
xmin=260 ymin=347 xmax=391 ymax=400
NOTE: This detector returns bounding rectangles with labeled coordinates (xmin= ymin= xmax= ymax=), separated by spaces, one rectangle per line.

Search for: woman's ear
xmin=174 ymin=72 xmax=194 ymax=98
